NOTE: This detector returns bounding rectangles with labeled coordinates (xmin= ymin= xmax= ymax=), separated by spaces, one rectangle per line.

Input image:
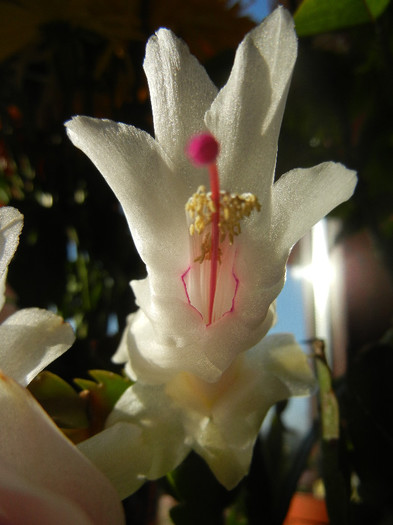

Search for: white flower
xmin=66 ymin=8 xmax=357 ymax=495
xmin=66 ymin=8 xmax=356 ymax=385
xmin=79 ymin=333 xmax=316 ymax=493
xmin=0 ymin=206 xmax=75 ymax=386
xmin=0 ymin=371 xmax=125 ymax=524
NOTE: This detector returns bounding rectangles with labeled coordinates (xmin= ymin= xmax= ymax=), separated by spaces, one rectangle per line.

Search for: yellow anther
xmin=186 ymin=186 xmax=261 ymax=264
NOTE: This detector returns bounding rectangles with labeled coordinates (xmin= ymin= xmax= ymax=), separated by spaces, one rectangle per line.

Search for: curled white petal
xmin=79 ymin=384 xmax=190 ymax=499
xmin=166 ymin=333 xmax=316 ymax=488
xmin=97 ymin=334 xmax=315 ymax=494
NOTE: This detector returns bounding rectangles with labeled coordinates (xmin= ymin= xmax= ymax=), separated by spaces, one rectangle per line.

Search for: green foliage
xmin=28 ymin=370 xmax=88 ymax=429
xmin=74 ymin=369 xmax=132 ymax=414
xmin=294 ymin=0 xmax=391 ymax=36
xmin=314 ymin=341 xmax=350 ymax=524
xmin=29 ymin=369 xmax=131 ymax=443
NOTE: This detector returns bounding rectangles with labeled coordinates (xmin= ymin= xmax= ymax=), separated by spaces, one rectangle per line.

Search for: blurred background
xmin=1 ymin=0 xmax=393 ymax=523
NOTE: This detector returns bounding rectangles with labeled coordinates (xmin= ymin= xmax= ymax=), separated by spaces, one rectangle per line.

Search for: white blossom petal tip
xmin=0 ymin=307 xmax=75 ymax=386
xmin=272 ymin=162 xmax=357 ymax=250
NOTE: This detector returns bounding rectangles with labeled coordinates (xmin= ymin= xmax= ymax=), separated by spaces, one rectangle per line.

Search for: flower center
xmin=183 ymin=133 xmax=261 ymax=326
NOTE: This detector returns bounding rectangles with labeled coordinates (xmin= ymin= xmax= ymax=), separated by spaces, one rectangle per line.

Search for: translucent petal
xmin=144 ymin=27 xmax=217 ymax=194
xmin=166 ymin=333 xmax=316 ymax=489
xmin=108 ymin=383 xmax=190 ymax=480
xmin=205 ymin=7 xmax=297 ymax=203
xmin=0 ymin=458 xmax=93 ymax=525
xmin=0 ymin=372 xmax=125 ymax=524
xmin=80 ymin=383 xmax=191 ymax=499
xmin=78 ymin=422 xmax=147 ymax=500
xmin=66 ymin=117 xmax=190 ymax=275
xmin=0 ymin=308 xmax=75 ymax=386
xmin=272 ymin=162 xmax=358 ymax=252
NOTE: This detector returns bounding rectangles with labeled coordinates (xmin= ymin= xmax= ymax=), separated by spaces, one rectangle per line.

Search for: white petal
xmin=92 ymin=334 xmax=315 ymax=493
xmin=80 ymin=383 xmax=190 ymax=499
xmin=205 ymin=7 xmax=297 ymax=201
xmin=111 ymin=313 xmax=134 ymax=365
xmin=126 ymin=289 xmax=276 ymax=384
xmin=0 ymin=308 xmax=75 ymax=386
xmin=66 ymin=116 xmax=190 ymax=275
xmin=0 ymin=458 xmax=93 ymax=525
xmin=144 ymin=28 xmax=217 ymax=175
xmin=0 ymin=371 xmax=125 ymax=524
xmin=166 ymin=333 xmax=316 ymax=489
xmin=272 ymin=162 xmax=357 ymax=252
xmin=78 ymin=422 xmax=147 ymax=500
xmin=255 ymin=333 xmax=317 ymax=395
xmin=108 ymin=383 xmax=190 ymax=481
xmin=0 ymin=207 xmax=23 ymax=310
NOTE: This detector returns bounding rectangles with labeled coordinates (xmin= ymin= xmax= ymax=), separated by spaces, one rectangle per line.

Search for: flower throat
xmin=184 ymin=133 xmax=261 ymax=326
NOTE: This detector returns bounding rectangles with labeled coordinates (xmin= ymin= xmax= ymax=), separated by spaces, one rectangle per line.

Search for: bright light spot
xmin=36 ymin=191 xmax=53 ymax=208
xmin=293 ymin=219 xmax=334 ymax=354
xmin=107 ymin=313 xmax=119 ymax=336
xmin=67 ymin=240 xmax=78 ymax=262
xmin=65 ymin=317 xmax=77 ymax=332
xmin=74 ymin=188 xmax=86 ymax=204
xmin=310 ymin=220 xmax=334 ymax=340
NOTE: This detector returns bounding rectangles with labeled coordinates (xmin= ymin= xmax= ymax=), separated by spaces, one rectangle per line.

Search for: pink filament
xmin=208 ymin=163 xmax=220 ymax=326
xmin=186 ymin=132 xmax=222 ymax=326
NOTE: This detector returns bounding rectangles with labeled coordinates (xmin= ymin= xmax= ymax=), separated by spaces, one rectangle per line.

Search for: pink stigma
xmin=187 ymin=133 xmax=219 ymax=166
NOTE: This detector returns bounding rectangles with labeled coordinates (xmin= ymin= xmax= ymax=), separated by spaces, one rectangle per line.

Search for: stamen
xmin=185 ymin=133 xmax=261 ymax=326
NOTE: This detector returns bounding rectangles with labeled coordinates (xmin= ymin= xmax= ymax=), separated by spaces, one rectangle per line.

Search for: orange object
xmin=284 ymin=493 xmax=329 ymax=524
